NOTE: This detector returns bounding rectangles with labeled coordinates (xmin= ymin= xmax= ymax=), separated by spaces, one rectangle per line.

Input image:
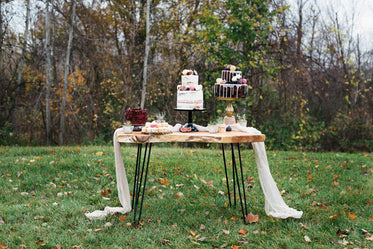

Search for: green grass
xmin=0 ymin=145 xmax=372 ymax=248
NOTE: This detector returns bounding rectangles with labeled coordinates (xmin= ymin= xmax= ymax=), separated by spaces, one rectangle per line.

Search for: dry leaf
xmin=232 ymin=245 xmax=239 ymax=249
xmin=104 ymin=222 xmax=112 ymax=227
xmin=304 ymin=235 xmax=311 ymax=243
xmin=198 ymin=236 xmax=206 ymax=242
xmin=222 ymin=229 xmax=230 ymax=235
xmin=190 ymin=230 xmax=196 ymax=236
xmin=0 ymin=243 xmax=7 ymax=249
xmin=238 ymin=228 xmax=248 ymax=234
xmin=366 ymin=235 xmax=373 ymax=241
xmin=245 ymin=212 xmax=259 ymax=223
xmin=118 ymin=215 xmax=126 ymax=221
xmin=199 ymin=224 xmax=205 ymax=231
xmin=300 ymin=223 xmax=309 ymax=229
xmin=329 ymin=214 xmax=338 ymax=219
xmin=346 ymin=213 xmax=356 ymax=219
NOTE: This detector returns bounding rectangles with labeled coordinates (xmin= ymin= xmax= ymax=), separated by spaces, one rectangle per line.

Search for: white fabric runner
xmin=85 ymin=125 xmax=303 ymax=220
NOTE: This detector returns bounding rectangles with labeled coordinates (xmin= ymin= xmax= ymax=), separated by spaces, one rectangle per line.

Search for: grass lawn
xmin=0 ymin=145 xmax=372 ymax=248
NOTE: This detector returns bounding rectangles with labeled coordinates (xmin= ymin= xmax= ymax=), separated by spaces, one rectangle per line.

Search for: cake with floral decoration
xmin=176 ymin=70 xmax=203 ymax=109
xmin=214 ymin=65 xmax=248 ymax=99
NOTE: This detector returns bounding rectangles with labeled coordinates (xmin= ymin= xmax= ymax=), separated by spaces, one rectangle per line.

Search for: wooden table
xmin=116 ymin=130 xmax=266 ymax=224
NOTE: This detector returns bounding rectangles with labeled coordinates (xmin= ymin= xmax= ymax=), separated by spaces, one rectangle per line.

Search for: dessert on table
xmin=176 ymin=69 xmax=204 ymax=110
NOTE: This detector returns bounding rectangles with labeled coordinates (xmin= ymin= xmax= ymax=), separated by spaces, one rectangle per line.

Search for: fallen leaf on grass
xmin=329 ymin=214 xmax=338 ymax=219
xmin=197 ymin=236 xmax=206 ymax=242
xmin=118 ymin=215 xmax=126 ymax=221
xmin=0 ymin=242 xmax=7 ymax=249
xmin=238 ymin=228 xmax=248 ymax=235
xmin=56 ymin=243 xmax=62 ymax=249
xmin=104 ymin=222 xmax=112 ymax=227
xmin=366 ymin=235 xmax=373 ymax=241
xmin=304 ymin=235 xmax=311 ymax=243
xmin=300 ymin=223 xmax=309 ymax=229
xmin=158 ymin=178 xmax=170 ymax=186
xmin=199 ymin=224 xmax=205 ymax=231
xmin=346 ymin=213 xmax=356 ymax=219
xmin=245 ymin=212 xmax=259 ymax=224
xmin=190 ymin=230 xmax=196 ymax=236
xmin=173 ymin=192 xmax=183 ymax=199
xmin=222 ymin=229 xmax=230 ymax=235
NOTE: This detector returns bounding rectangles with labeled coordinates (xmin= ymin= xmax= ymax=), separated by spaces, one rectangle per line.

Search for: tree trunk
xmin=13 ymin=0 xmax=31 ymax=133
xmin=59 ymin=0 xmax=76 ymax=146
xmin=0 ymin=0 xmax=3 ymax=73
xmin=45 ymin=0 xmax=52 ymax=146
xmin=16 ymin=0 xmax=31 ymax=91
xmin=140 ymin=0 xmax=150 ymax=109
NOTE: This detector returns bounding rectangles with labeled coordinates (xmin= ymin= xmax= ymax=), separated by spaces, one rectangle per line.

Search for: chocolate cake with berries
xmin=214 ymin=65 xmax=248 ymax=99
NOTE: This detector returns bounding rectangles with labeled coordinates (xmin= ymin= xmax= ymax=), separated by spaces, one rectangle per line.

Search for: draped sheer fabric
xmin=85 ymin=125 xmax=302 ymax=220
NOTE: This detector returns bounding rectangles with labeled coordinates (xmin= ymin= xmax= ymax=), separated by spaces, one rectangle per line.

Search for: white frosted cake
xmin=176 ymin=70 xmax=203 ymax=109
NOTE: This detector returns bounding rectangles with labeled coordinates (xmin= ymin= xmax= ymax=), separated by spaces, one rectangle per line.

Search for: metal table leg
xmin=221 ymin=143 xmax=249 ymax=224
xmin=132 ymin=143 xmax=152 ymax=224
xmin=221 ymin=144 xmax=232 ymax=207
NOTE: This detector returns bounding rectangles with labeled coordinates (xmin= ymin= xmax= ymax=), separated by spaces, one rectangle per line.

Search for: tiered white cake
xmin=176 ymin=70 xmax=203 ymax=109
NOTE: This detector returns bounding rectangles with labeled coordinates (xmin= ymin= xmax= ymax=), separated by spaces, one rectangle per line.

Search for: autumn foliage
xmin=0 ymin=0 xmax=372 ymax=150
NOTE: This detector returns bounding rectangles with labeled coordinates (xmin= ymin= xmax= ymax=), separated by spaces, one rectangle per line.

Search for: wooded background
xmin=1 ymin=0 xmax=372 ymax=151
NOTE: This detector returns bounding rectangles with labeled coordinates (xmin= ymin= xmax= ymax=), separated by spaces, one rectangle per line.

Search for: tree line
xmin=0 ymin=0 xmax=372 ymax=151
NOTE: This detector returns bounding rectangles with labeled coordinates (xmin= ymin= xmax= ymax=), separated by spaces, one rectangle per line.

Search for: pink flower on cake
xmin=216 ymin=78 xmax=223 ymax=84
xmin=195 ymin=105 xmax=200 ymax=109
xmin=189 ymin=86 xmax=195 ymax=91
xmin=242 ymin=79 xmax=247 ymax=84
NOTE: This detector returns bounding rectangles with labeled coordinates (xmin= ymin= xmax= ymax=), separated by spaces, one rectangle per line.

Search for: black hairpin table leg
xmin=231 ymin=143 xmax=248 ymax=224
xmin=221 ymin=144 xmax=232 ymax=207
xmin=132 ymin=143 xmax=152 ymax=224
xmin=221 ymin=143 xmax=249 ymax=224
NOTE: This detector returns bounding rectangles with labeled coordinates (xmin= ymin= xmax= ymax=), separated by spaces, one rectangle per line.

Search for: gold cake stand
xmin=217 ymin=97 xmax=244 ymax=125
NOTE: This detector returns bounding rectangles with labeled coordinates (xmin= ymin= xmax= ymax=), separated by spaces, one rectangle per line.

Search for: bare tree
xmin=13 ymin=0 xmax=31 ymax=133
xmin=45 ymin=0 xmax=52 ymax=145
xmin=59 ymin=0 xmax=76 ymax=145
xmin=140 ymin=0 xmax=151 ymax=109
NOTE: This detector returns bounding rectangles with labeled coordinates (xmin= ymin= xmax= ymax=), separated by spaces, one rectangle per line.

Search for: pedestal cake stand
xmin=174 ymin=108 xmax=206 ymax=132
